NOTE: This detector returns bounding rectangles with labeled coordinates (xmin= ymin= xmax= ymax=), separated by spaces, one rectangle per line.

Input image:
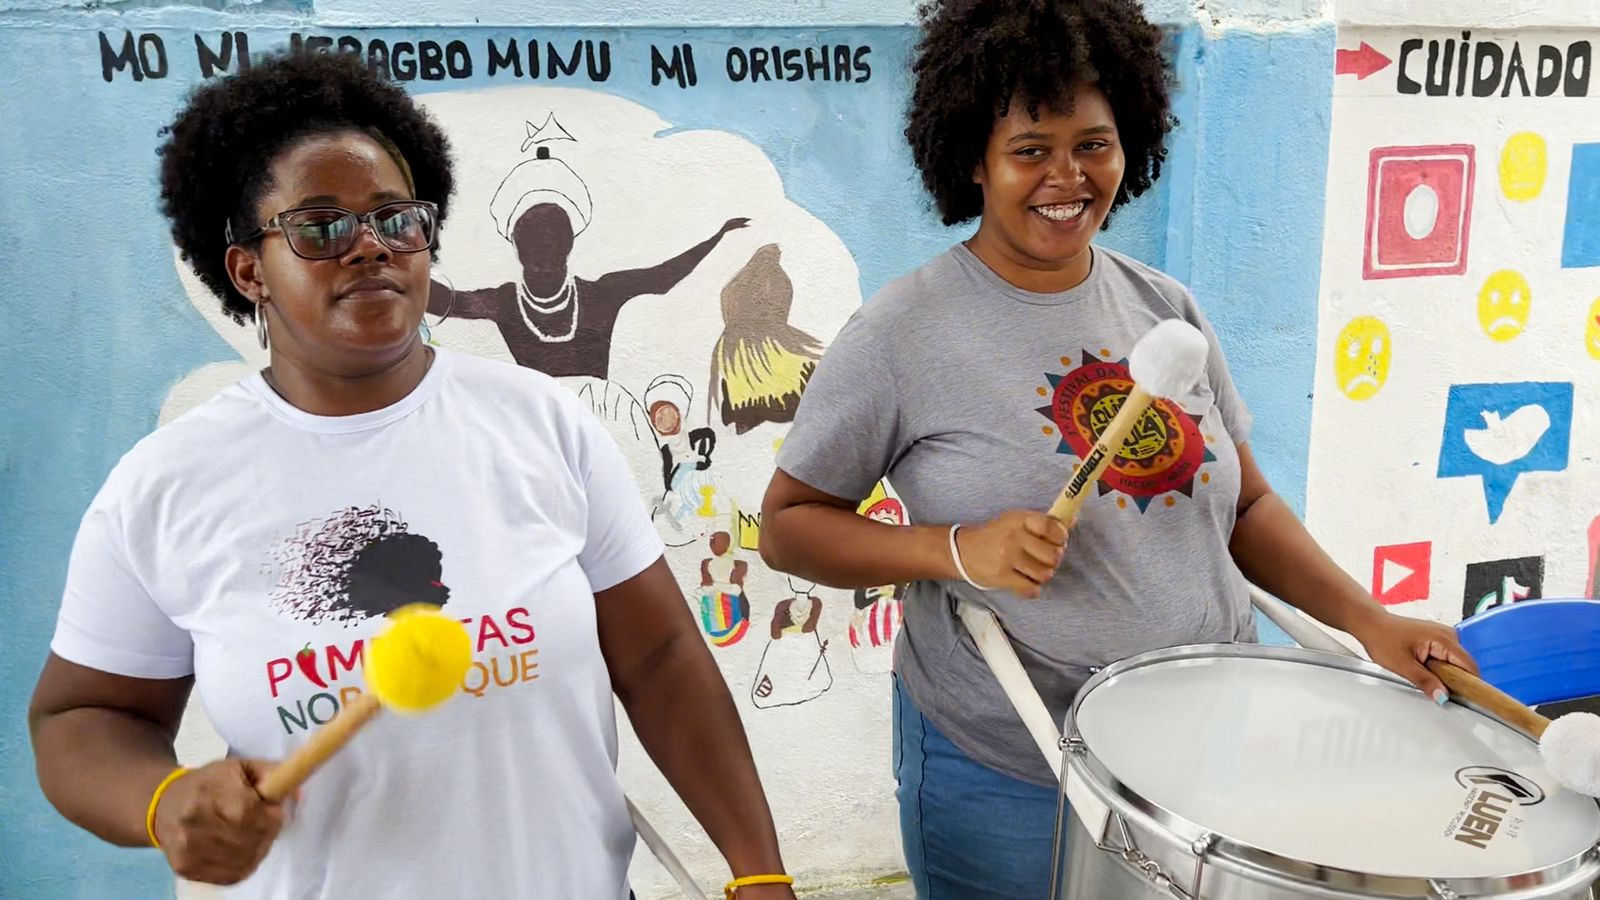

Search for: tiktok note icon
xmin=1461 ymin=556 xmax=1544 ymax=620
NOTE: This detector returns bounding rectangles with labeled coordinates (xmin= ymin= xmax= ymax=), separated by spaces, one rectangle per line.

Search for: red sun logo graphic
xmin=1037 ymin=352 xmax=1213 ymax=512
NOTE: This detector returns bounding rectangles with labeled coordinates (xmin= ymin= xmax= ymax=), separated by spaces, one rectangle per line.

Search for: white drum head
xmin=1073 ymin=651 xmax=1600 ymax=879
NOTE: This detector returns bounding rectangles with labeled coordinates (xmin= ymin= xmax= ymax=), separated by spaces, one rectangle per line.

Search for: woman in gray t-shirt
xmin=759 ymin=1 xmax=1478 ymax=897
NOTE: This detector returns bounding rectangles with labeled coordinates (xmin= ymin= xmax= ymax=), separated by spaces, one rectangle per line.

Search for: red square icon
xmin=1364 ymin=145 xmax=1475 ymax=280
xmin=1372 ymin=541 xmax=1432 ymax=606
xmin=1588 ymin=515 xmax=1599 ymax=598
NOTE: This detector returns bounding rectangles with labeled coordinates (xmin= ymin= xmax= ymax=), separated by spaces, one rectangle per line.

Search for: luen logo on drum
xmin=1447 ymin=766 xmax=1543 ymax=850
xmin=1456 ymin=767 xmax=1544 ymax=804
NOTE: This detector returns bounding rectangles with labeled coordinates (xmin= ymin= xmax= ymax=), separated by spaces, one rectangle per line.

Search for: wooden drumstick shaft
xmin=1426 ymin=658 xmax=1551 ymax=740
xmin=256 ymin=693 xmax=383 ymax=801
xmin=1048 ymin=385 xmax=1155 ymax=525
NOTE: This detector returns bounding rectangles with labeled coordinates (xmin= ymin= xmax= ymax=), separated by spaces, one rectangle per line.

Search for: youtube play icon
xmin=1372 ymin=541 xmax=1432 ymax=605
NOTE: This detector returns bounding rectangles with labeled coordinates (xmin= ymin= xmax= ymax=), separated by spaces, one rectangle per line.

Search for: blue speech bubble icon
xmin=1438 ymin=382 xmax=1573 ymax=524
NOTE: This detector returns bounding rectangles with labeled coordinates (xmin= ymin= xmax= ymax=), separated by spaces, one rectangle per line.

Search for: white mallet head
xmin=1541 ymin=711 xmax=1600 ymax=798
xmin=1128 ymin=319 xmax=1210 ymax=400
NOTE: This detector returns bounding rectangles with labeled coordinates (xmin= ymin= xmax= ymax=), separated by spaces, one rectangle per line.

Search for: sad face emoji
xmin=1499 ymin=132 xmax=1548 ymax=202
xmin=1587 ymin=298 xmax=1600 ymax=361
xmin=1478 ymin=270 xmax=1531 ymax=342
xmin=1333 ymin=316 xmax=1391 ymax=401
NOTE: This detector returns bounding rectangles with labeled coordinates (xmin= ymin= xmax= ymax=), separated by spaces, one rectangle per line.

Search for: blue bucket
xmin=1457 ymin=598 xmax=1600 ymax=706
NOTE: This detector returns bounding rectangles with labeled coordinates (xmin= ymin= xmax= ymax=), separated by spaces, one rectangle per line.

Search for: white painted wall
xmin=1307 ymin=25 xmax=1600 ymax=626
xmin=1337 ymin=0 xmax=1600 ymax=29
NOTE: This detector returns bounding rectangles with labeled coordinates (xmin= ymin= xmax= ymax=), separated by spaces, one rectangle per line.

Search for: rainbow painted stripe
xmin=700 ymin=590 xmax=750 ymax=647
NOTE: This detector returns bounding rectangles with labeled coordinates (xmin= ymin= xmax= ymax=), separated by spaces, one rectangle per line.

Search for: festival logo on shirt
xmin=1036 ymin=351 xmax=1214 ymax=512
xmin=260 ymin=504 xmax=544 ymax=735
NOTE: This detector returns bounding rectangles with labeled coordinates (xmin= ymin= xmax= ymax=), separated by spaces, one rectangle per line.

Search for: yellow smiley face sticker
xmin=1499 ymin=132 xmax=1548 ymax=202
xmin=1333 ymin=316 xmax=1391 ymax=401
xmin=1587 ymin=298 xmax=1600 ymax=361
xmin=1478 ymin=270 xmax=1532 ymax=342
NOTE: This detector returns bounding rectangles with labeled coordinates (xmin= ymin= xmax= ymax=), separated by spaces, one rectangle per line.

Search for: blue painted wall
xmin=0 ymin=4 xmax=1331 ymax=896
xmin=1167 ymin=23 xmax=1336 ymax=511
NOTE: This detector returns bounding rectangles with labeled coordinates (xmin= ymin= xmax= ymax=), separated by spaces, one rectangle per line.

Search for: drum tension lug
xmin=1188 ymin=833 xmax=1215 ymax=899
xmin=1096 ymin=815 xmax=1211 ymax=900
xmin=1428 ymin=879 xmax=1459 ymax=900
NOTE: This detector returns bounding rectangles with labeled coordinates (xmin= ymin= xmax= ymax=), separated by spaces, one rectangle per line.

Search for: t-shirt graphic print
xmin=1036 ymin=350 xmax=1216 ymax=512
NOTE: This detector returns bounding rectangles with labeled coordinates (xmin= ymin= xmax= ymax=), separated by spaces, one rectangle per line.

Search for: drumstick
xmin=257 ymin=604 xmax=472 ymax=800
xmin=256 ymin=693 xmax=385 ymax=800
xmin=1251 ymin=590 xmax=1600 ymax=799
xmin=1047 ymin=319 xmax=1210 ymax=524
xmin=1427 ymin=658 xmax=1600 ymax=799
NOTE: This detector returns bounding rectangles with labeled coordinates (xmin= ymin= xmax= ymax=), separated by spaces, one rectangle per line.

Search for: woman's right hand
xmin=954 ymin=511 xmax=1069 ymax=599
xmin=153 ymin=759 xmax=287 ymax=886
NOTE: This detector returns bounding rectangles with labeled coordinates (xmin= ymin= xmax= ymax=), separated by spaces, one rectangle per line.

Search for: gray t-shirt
xmin=776 ymin=243 xmax=1258 ymax=786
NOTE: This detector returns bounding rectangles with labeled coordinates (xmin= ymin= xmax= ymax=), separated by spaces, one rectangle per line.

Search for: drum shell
xmin=1050 ymin=645 xmax=1600 ymax=900
xmin=1054 ymin=776 xmax=1600 ymax=899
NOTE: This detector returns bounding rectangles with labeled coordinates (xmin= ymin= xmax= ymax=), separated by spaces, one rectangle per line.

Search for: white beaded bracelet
xmin=948 ymin=524 xmax=990 ymax=591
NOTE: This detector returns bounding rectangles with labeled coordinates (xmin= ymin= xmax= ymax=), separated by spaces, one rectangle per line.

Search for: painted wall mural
xmin=1308 ymin=27 xmax=1600 ymax=631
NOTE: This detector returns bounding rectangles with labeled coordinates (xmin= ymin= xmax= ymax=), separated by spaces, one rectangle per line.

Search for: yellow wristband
xmin=146 ymin=767 xmax=189 ymax=849
xmin=725 ymin=874 xmax=794 ymax=899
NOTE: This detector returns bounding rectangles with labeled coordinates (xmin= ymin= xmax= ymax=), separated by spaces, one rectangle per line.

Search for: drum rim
xmin=1063 ymin=642 xmax=1600 ymax=898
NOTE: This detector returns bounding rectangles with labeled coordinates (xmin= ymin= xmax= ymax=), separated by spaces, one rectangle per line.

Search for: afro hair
xmin=158 ymin=51 xmax=455 ymax=323
xmin=905 ymin=0 xmax=1176 ymax=227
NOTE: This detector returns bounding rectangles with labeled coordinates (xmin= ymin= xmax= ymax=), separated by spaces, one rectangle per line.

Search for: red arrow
xmin=1336 ymin=42 xmax=1392 ymax=80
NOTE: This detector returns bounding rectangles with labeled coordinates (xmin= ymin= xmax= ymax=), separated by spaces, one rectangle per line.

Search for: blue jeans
xmin=893 ymin=675 xmax=1063 ymax=899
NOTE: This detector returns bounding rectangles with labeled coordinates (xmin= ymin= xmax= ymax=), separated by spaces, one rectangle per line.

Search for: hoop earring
xmin=255 ymin=302 xmax=270 ymax=351
xmin=427 ymin=272 xmax=456 ymax=329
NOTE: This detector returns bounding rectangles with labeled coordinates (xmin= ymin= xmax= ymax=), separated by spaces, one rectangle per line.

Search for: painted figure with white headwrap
xmin=428 ymin=114 xmax=749 ymax=380
xmin=644 ymin=374 xmax=722 ymax=544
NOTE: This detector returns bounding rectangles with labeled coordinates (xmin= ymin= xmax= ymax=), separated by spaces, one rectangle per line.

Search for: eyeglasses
xmin=226 ymin=200 xmax=439 ymax=260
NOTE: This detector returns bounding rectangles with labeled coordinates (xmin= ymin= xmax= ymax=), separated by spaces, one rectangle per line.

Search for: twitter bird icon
xmin=1439 ymin=383 xmax=1573 ymax=524
xmin=1462 ymin=404 xmax=1551 ymax=466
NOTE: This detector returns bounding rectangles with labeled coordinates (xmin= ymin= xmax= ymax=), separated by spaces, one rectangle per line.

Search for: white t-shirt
xmin=51 ymin=348 xmax=664 ymax=899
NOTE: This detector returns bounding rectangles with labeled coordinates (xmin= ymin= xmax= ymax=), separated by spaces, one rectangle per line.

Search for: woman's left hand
xmin=1349 ymin=609 xmax=1480 ymax=705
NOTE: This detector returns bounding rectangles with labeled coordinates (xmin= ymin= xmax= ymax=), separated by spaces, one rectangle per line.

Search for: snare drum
xmin=1051 ymin=645 xmax=1600 ymax=899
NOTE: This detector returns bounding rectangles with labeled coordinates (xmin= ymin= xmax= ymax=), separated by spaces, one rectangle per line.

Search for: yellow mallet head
xmin=363 ymin=604 xmax=473 ymax=715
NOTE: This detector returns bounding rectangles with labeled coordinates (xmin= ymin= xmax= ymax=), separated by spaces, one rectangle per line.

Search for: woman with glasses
xmin=27 ymin=51 xmax=795 ymax=900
